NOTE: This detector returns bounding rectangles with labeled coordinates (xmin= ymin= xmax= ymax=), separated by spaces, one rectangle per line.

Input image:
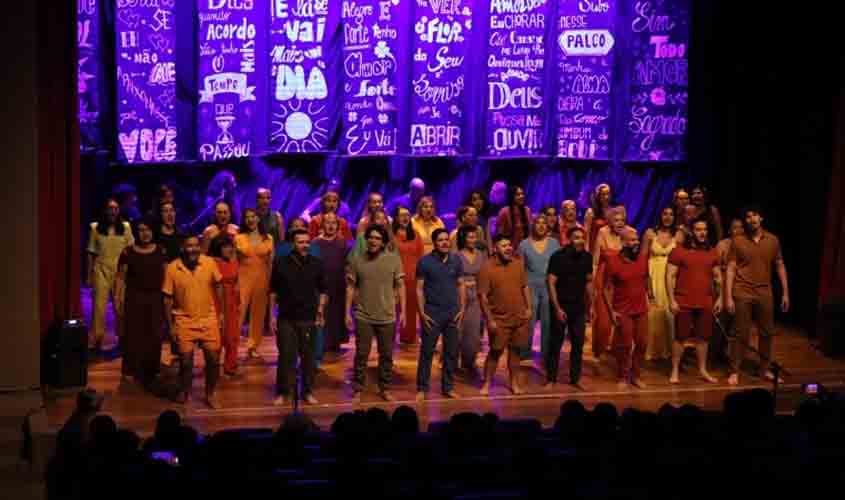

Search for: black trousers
xmin=276 ymin=320 xmax=316 ymax=397
xmin=546 ymin=305 xmax=587 ymax=384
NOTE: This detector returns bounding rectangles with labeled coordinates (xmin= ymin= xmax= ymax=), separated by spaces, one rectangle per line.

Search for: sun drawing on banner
xmin=271 ymin=100 xmax=329 ymax=153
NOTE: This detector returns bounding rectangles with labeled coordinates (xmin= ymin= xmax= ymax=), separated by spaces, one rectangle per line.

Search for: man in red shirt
xmin=667 ymin=219 xmax=722 ymax=384
xmin=603 ymin=227 xmax=654 ymax=389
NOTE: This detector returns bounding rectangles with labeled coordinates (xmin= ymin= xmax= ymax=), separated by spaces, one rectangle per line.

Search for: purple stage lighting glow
xmin=115 ymin=0 xmax=178 ymax=164
xmin=556 ymin=0 xmax=616 ymax=160
xmin=197 ymin=0 xmax=264 ymax=162
xmin=624 ymin=0 xmax=689 ymax=162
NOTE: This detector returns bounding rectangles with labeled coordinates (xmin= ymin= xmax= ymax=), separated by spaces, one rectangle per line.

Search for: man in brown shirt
xmin=725 ymin=206 xmax=790 ymax=385
xmin=478 ymin=234 xmax=532 ymax=396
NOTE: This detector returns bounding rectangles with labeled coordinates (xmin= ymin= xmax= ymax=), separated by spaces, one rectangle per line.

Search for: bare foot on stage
xmin=700 ymin=372 xmax=718 ymax=384
xmin=480 ymin=383 xmax=490 ymax=396
xmin=669 ymin=371 xmax=680 ymax=384
xmin=728 ymin=373 xmax=739 ymax=386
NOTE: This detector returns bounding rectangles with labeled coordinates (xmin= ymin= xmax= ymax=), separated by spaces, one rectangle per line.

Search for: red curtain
xmin=818 ymin=93 xmax=845 ymax=307
xmin=38 ymin=2 xmax=81 ymax=337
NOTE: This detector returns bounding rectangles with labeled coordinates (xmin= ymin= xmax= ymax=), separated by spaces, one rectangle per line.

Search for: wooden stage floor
xmin=45 ymin=326 xmax=845 ymax=436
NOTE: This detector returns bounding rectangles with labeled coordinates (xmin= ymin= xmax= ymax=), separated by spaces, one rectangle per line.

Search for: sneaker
xmin=303 ymin=393 xmax=319 ymax=405
xmin=441 ymin=390 xmax=461 ymax=399
xmin=273 ymin=395 xmax=287 ymax=407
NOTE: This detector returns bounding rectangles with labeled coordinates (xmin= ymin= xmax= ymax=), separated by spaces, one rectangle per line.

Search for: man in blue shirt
xmin=415 ymin=228 xmax=465 ymax=401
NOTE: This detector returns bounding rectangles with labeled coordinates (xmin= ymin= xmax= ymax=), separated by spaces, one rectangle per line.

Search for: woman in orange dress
xmin=592 ymin=205 xmax=628 ymax=361
xmin=209 ymin=235 xmax=241 ymax=376
xmin=393 ymin=206 xmax=424 ymax=344
xmin=235 ymin=208 xmax=274 ymax=361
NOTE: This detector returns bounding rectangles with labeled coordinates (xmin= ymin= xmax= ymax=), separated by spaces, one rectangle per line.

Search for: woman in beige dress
xmin=646 ymin=206 xmax=685 ymax=361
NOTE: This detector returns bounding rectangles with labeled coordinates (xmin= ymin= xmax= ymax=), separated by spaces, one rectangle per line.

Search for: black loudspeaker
xmin=819 ymin=303 xmax=845 ymax=358
xmin=42 ymin=319 xmax=88 ymax=388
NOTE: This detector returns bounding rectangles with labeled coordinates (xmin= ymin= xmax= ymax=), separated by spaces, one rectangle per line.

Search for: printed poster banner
xmin=198 ymin=0 xmax=264 ymax=161
xmin=484 ymin=0 xmax=550 ymax=157
xmin=269 ymin=0 xmax=333 ymax=153
xmin=340 ymin=0 xmax=401 ymax=156
xmin=408 ymin=0 xmax=473 ymax=156
xmin=623 ymin=0 xmax=689 ymax=162
xmin=115 ymin=0 xmax=179 ymax=163
xmin=556 ymin=0 xmax=616 ymax=160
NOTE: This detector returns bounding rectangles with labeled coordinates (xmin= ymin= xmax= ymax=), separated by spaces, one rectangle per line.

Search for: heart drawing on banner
xmin=148 ymin=33 xmax=170 ymax=52
xmin=117 ymin=10 xmax=140 ymax=29
xmin=118 ymin=130 xmax=139 ymax=163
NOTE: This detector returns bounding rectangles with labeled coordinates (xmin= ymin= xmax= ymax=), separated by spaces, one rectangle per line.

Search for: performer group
xmin=87 ymin=179 xmax=790 ymax=409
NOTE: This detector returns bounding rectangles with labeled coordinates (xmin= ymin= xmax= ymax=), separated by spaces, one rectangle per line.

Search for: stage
xmin=44 ymin=325 xmax=845 ymax=436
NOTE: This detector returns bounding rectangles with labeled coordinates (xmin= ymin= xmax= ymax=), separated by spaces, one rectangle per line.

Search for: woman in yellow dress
xmin=646 ymin=206 xmax=685 ymax=361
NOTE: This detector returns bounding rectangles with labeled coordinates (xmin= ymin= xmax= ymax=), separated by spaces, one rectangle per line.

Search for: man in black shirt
xmin=156 ymin=201 xmax=186 ymax=366
xmin=156 ymin=201 xmax=186 ymax=263
xmin=270 ymin=229 xmax=327 ymax=406
xmin=546 ymin=226 xmax=594 ymax=389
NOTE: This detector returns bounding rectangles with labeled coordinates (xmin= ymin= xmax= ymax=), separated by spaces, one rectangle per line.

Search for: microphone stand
xmin=714 ymin=315 xmax=790 ymax=401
